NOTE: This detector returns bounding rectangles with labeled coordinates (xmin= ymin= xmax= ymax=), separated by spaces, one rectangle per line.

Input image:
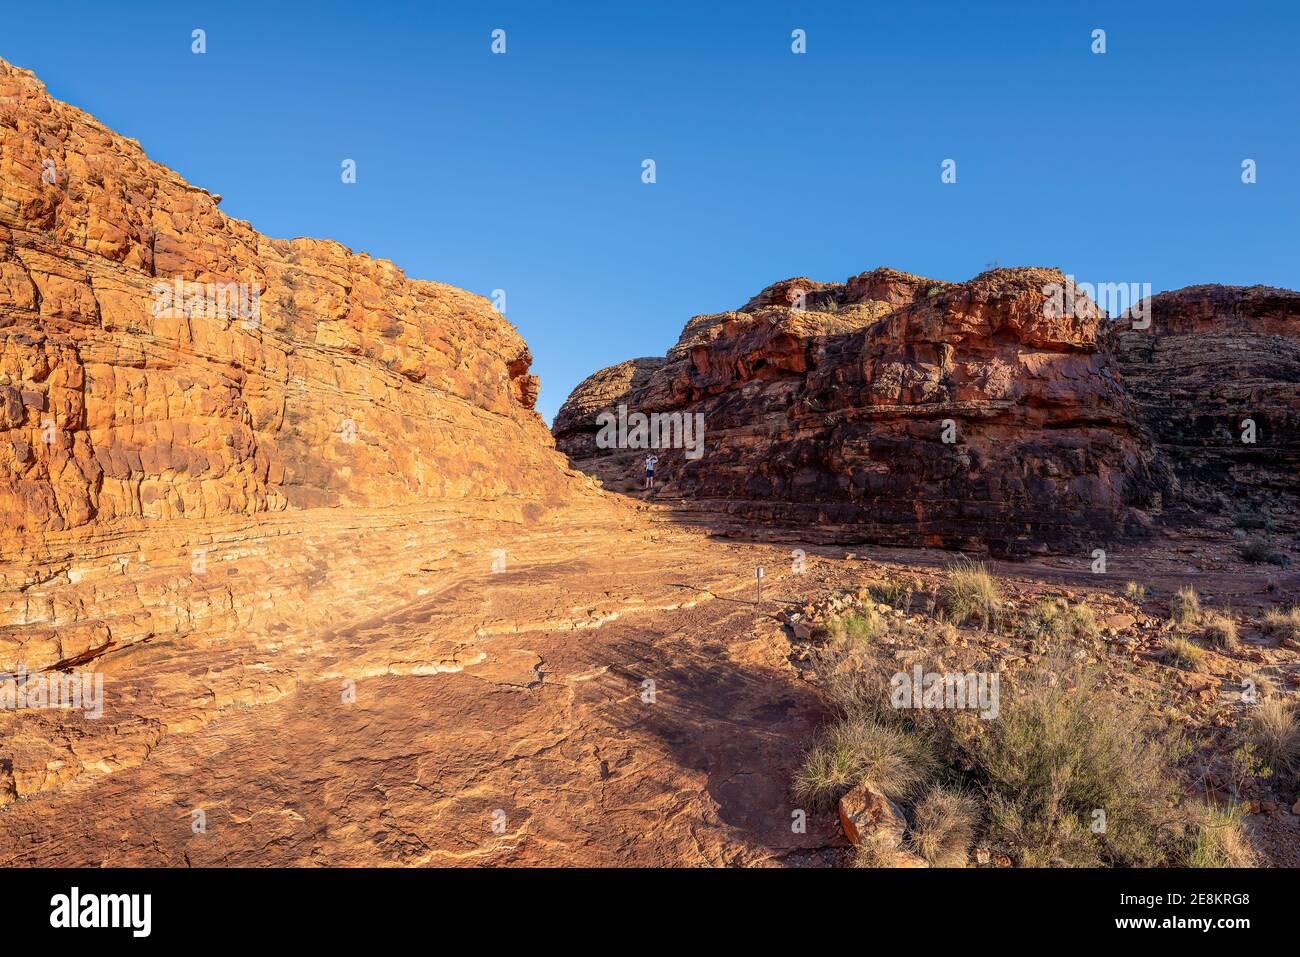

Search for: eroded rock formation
xmin=0 ymin=57 xmax=580 ymax=544
xmin=1110 ymin=285 xmax=1300 ymax=523
xmin=0 ymin=55 xmax=620 ymax=812
xmin=555 ymin=267 xmax=1163 ymax=556
xmin=0 ymin=55 xmax=1296 ymax=868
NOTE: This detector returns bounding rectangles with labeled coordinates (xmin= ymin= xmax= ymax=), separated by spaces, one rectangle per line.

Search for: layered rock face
xmin=1109 ymin=285 xmax=1300 ymax=522
xmin=555 ymin=268 xmax=1161 ymax=556
xmin=0 ymin=56 xmax=611 ymax=679
xmin=0 ymin=59 xmax=584 ymax=543
xmin=550 ymin=356 xmax=665 ymax=460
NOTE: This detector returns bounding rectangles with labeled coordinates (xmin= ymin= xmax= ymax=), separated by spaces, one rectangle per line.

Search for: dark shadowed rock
xmin=1110 ymin=285 xmax=1300 ymax=525
xmin=555 ymin=267 xmax=1164 ymax=556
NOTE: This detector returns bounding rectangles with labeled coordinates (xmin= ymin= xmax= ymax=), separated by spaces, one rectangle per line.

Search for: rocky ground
xmin=0 ymin=501 xmax=846 ymax=866
xmin=3 ymin=494 xmax=1296 ymax=866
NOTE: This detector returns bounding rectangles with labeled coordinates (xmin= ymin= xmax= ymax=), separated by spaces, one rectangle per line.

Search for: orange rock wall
xmin=0 ymin=57 xmax=573 ymax=543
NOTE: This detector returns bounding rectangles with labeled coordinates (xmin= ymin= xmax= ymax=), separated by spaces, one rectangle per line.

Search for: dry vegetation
xmin=1170 ymin=586 xmax=1202 ymax=628
xmin=1201 ymin=613 xmax=1238 ymax=651
xmin=792 ymin=562 xmax=1268 ymax=868
xmin=1160 ymin=636 xmax=1207 ymax=672
xmin=1262 ymin=606 xmax=1300 ymax=643
xmin=936 ymin=559 xmax=1001 ymax=627
xmin=1245 ymin=698 xmax=1300 ymax=785
xmin=1124 ymin=581 xmax=1148 ymax=603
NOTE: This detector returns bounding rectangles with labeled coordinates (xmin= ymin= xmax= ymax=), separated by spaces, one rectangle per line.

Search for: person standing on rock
xmin=644 ymin=453 xmax=659 ymax=490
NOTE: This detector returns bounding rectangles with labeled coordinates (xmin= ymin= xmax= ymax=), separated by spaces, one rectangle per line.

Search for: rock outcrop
xmin=549 ymin=356 xmax=665 ymax=460
xmin=0 ymin=57 xmax=587 ymax=546
xmin=0 ymin=55 xmax=1296 ymax=870
xmin=555 ymin=267 xmax=1160 ymax=556
xmin=0 ymin=54 xmax=845 ymax=865
xmin=0 ymin=51 xmax=616 ymax=775
xmin=1110 ymin=285 xmax=1300 ymax=524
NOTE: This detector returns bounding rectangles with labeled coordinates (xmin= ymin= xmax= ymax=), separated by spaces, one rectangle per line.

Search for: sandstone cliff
xmin=0 ymin=55 xmax=613 ymax=690
xmin=1110 ymin=284 xmax=1300 ymax=523
xmin=555 ymin=267 xmax=1171 ymax=556
xmin=0 ymin=57 xmax=592 ymax=543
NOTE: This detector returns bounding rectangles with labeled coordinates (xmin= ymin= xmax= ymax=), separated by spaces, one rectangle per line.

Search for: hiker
xmin=644 ymin=453 xmax=658 ymax=490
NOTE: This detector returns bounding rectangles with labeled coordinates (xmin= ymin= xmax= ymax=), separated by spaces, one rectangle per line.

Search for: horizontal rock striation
xmin=0 ymin=54 xmax=615 ymax=737
xmin=0 ymin=56 xmax=586 ymax=546
xmin=1109 ymin=285 xmax=1300 ymax=524
xmin=549 ymin=356 xmax=666 ymax=460
xmin=555 ymin=267 xmax=1163 ymax=556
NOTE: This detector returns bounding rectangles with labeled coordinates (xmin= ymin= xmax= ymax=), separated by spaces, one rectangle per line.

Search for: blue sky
xmin=5 ymin=1 xmax=1297 ymax=421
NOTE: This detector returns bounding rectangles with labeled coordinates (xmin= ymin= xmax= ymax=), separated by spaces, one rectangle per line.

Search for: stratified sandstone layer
xmin=549 ymin=356 xmax=666 ymax=460
xmin=0 ymin=54 xmax=625 ymax=816
xmin=1110 ymin=285 xmax=1300 ymax=524
xmin=555 ymin=268 xmax=1159 ymax=556
xmin=0 ymin=58 xmax=579 ymax=544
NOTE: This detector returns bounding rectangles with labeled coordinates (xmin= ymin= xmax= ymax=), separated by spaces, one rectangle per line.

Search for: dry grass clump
xmin=906 ymin=786 xmax=980 ymax=867
xmin=1244 ymin=670 xmax=1276 ymax=701
xmin=1200 ymin=613 xmax=1238 ymax=651
xmin=1124 ymin=581 xmax=1147 ymax=603
xmin=796 ymin=632 xmax=935 ymax=810
xmin=825 ymin=608 xmax=883 ymax=646
xmin=1184 ymin=803 xmax=1258 ymax=868
xmin=793 ymin=714 xmax=935 ymax=810
xmin=1169 ymin=586 xmax=1202 ymax=628
xmin=850 ymin=840 xmax=896 ymax=868
xmin=1245 ymin=698 xmax=1300 ymax=784
xmin=1261 ymin=606 xmax=1300 ymax=643
xmin=974 ymin=659 xmax=1184 ymax=867
xmin=868 ymin=577 xmax=913 ymax=609
xmin=1019 ymin=598 xmax=1098 ymax=642
xmin=1160 ymin=636 xmax=1207 ymax=672
xmin=937 ymin=559 xmax=1001 ymax=627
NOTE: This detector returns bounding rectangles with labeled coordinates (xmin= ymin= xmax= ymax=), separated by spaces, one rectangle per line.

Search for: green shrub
xmin=826 ymin=608 xmax=883 ymax=646
xmin=974 ymin=659 xmax=1183 ymax=867
xmin=1239 ymin=539 xmax=1274 ymax=564
xmin=1233 ymin=511 xmax=1272 ymax=531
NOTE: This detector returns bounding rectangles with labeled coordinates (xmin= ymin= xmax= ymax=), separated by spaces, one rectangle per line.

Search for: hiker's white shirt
xmin=645 ymin=455 xmax=659 ymax=471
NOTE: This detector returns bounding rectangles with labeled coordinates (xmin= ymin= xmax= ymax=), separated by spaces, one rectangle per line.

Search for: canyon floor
xmin=2 ymin=493 xmax=1296 ymax=866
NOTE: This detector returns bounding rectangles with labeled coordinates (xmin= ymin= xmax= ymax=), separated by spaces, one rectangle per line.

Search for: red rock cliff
xmin=0 ymin=56 xmax=612 ymax=689
xmin=1109 ymin=284 xmax=1300 ymax=521
xmin=555 ymin=267 xmax=1163 ymax=556
xmin=0 ymin=56 xmax=585 ymax=540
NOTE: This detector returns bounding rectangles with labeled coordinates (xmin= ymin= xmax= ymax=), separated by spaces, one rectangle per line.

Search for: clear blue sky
xmin=5 ymin=1 xmax=1297 ymax=422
